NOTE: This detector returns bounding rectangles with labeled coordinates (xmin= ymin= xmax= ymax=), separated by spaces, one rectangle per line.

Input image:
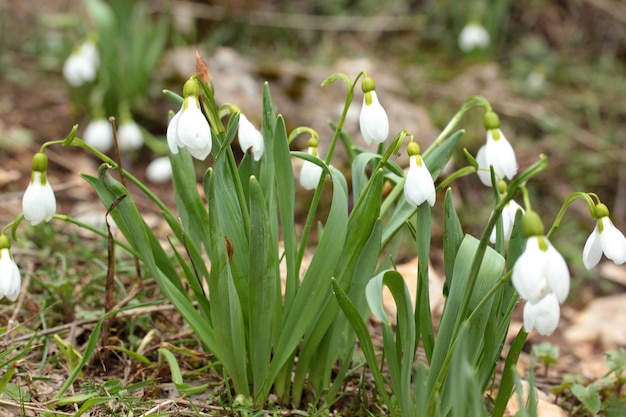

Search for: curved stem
xmin=546 ymin=192 xmax=595 ymax=239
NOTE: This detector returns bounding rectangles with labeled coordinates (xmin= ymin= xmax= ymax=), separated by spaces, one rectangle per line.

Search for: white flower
xmin=22 ymin=166 xmax=56 ymax=227
xmin=238 ymin=114 xmax=264 ymax=161
xmin=512 ymin=235 xmax=570 ymax=304
xmin=117 ymin=121 xmax=143 ymax=151
xmin=0 ymin=247 xmax=21 ymax=302
xmin=359 ymin=91 xmax=389 ymax=145
xmin=523 ymin=292 xmax=560 ymax=336
xmin=167 ymin=96 xmax=212 ymax=160
xmin=146 ymin=156 xmax=173 ymax=183
xmin=300 ymin=147 xmax=323 ymax=190
xmin=489 ymin=200 xmax=524 ymax=243
xmin=62 ymin=41 xmax=99 ymax=87
xmin=477 ymin=129 xmax=518 ymax=186
xmin=458 ymin=22 xmax=491 ymax=52
xmin=84 ymin=118 xmax=113 ymax=152
xmin=404 ymin=154 xmax=436 ymax=207
xmin=582 ymin=216 xmax=626 ymax=269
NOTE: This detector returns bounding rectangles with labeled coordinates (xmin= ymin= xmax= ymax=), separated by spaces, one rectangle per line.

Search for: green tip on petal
xmin=498 ymin=180 xmax=508 ymax=194
xmin=308 ymin=137 xmax=318 ymax=148
xmin=182 ymin=77 xmax=200 ymax=97
xmin=594 ymin=203 xmax=609 ymax=219
xmin=32 ymin=152 xmax=48 ymax=172
xmin=522 ymin=210 xmax=544 ymax=237
xmin=483 ymin=111 xmax=500 ymax=130
xmin=0 ymin=234 xmax=10 ymax=250
xmin=362 ymin=76 xmax=376 ymax=93
xmin=407 ymin=141 xmax=420 ymax=156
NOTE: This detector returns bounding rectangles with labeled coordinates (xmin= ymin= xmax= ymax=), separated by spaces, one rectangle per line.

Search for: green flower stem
xmin=53 ymin=214 xmax=140 ymax=257
xmin=492 ymin=328 xmax=529 ymax=417
xmin=422 ymin=96 xmax=490 ymax=160
xmin=380 ymin=180 xmax=404 ymax=216
xmin=546 ymin=192 xmax=596 ymax=240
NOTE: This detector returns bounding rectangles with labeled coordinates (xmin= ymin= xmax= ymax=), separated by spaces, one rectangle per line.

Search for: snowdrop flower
xmin=359 ymin=75 xmax=389 ymax=145
xmin=167 ymin=78 xmax=212 ymax=160
xmin=300 ymin=138 xmax=323 ymax=191
xmin=458 ymin=22 xmax=490 ymax=52
xmin=146 ymin=156 xmax=173 ymax=183
xmin=62 ymin=40 xmax=100 ymax=87
xmin=523 ymin=292 xmax=560 ymax=336
xmin=117 ymin=121 xmax=143 ymax=151
xmin=0 ymin=235 xmax=21 ymax=302
xmin=404 ymin=141 xmax=436 ymax=207
xmin=22 ymin=152 xmax=56 ymax=226
xmin=84 ymin=118 xmax=113 ymax=152
xmin=490 ymin=181 xmax=524 ymax=243
xmin=477 ymin=111 xmax=518 ymax=186
xmin=512 ymin=211 xmax=570 ymax=335
xmin=582 ymin=203 xmax=626 ymax=269
xmin=238 ymin=113 xmax=264 ymax=161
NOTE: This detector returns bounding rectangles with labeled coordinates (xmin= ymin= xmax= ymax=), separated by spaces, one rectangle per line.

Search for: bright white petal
xmin=359 ymin=92 xmax=389 ymax=145
xmin=582 ymin=224 xmax=602 ymax=269
xmin=166 ymin=107 xmax=183 ymax=154
xmin=512 ymin=236 xmax=550 ymax=303
xmin=523 ymin=293 xmax=560 ymax=336
xmin=0 ymin=248 xmax=21 ymax=302
xmin=118 ymin=122 xmax=143 ymax=150
xmin=177 ymin=99 xmax=212 ymax=160
xmin=404 ymin=157 xmax=436 ymax=207
xmin=458 ymin=23 xmax=490 ymax=52
xmin=475 ymin=145 xmax=492 ymax=187
xmin=84 ymin=119 xmax=113 ymax=152
xmin=598 ymin=217 xmax=626 ymax=264
xmin=238 ymin=114 xmax=264 ymax=161
xmin=544 ymin=240 xmax=570 ymax=303
xmin=486 ymin=130 xmax=518 ymax=180
xmin=146 ymin=157 xmax=173 ymax=183
xmin=22 ymin=172 xmax=56 ymax=226
xmin=300 ymin=151 xmax=323 ymax=190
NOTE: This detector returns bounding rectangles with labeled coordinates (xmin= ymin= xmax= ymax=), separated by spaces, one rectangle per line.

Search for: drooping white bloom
xmin=22 ymin=153 xmax=56 ymax=226
xmin=458 ymin=22 xmax=491 ymax=52
xmin=404 ymin=146 xmax=436 ymax=207
xmin=0 ymin=246 xmax=21 ymax=302
xmin=523 ymin=292 xmax=560 ymax=336
xmin=146 ymin=156 xmax=173 ymax=183
xmin=489 ymin=200 xmax=524 ymax=243
xmin=117 ymin=121 xmax=143 ymax=151
xmin=512 ymin=235 xmax=570 ymax=304
xmin=300 ymin=146 xmax=323 ymax=191
xmin=84 ymin=118 xmax=113 ymax=152
xmin=238 ymin=114 xmax=264 ymax=161
xmin=485 ymin=129 xmax=518 ymax=181
xmin=582 ymin=214 xmax=626 ymax=269
xmin=359 ymin=76 xmax=389 ymax=145
xmin=62 ymin=40 xmax=100 ymax=87
xmin=167 ymin=96 xmax=212 ymax=160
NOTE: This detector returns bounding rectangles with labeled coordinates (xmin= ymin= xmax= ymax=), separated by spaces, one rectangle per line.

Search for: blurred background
xmin=1 ymin=0 xmax=625 ymax=294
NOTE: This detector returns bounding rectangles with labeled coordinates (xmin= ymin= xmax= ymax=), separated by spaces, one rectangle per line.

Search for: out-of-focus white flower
xmin=22 ymin=153 xmax=56 ymax=226
xmin=477 ymin=111 xmax=518 ymax=186
xmin=458 ymin=22 xmax=490 ymax=52
xmin=490 ymin=199 xmax=524 ymax=243
xmin=117 ymin=121 xmax=143 ymax=151
xmin=146 ymin=156 xmax=173 ymax=183
xmin=523 ymin=292 xmax=560 ymax=336
xmin=62 ymin=40 xmax=100 ymax=87
xmin=0 ymin=236 xmax=21 ymax=302
xmin=359 ymin=76 xmax=389 ymax=145
xmin=404 ymin=142 xmax=436 ymax=207
xmin=511 ymin=211 xmax=570 ymax=336
xmin=167 ymin=78 xmax=212 ymax=160
xmin=582 ymin=203 xmax=626 ymax=269
xmin=238 ymin=113 xmax=264 ymax=161
xmin=300 ymin=140 xmax=323 ymax=191
xmin=84 ymin=118 xmax=113 ymax=152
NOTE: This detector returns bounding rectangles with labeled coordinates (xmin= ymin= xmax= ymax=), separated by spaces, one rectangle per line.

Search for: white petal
xmin=458 ymin=23 xmax=490 ymax=52
xmin=489 ymin=201 xmax=523 ymax=244
xmin=177 ymin=98 xmax=212 ymax=160
xmin=582 ymin=224 xmax=602 ymax=269
xmin=117 ymin=122 xmax=143 ymax=150
xmin=404 ymin=157 xmax=436 ymax=207
xmin=0 ymin=249 xmax=21 ymax=302
xmin=598 ymin=217 xmax=626 ymax=264
xmin=300 ymin=150 xmax=323 ymax=190
xmin=84 ymin=119 xmax=113 ymax=152
xmin=523 ymin=293 xmax=560 ymax=336
xmin=475 ymin=145 xmax=492 ymax=187
xmin=544 ymin=240 xmax=570 ymax=303
xmin=359 ymin=92 xmax=389 ymax=145
xmin=146 ymin=157 xmax=173 ymax=183
xmin=166 ymin=107 xmax=183 ymax=154
xmin=238 ymin=114 xmax=264 ymax=161
xmin=22 ymin=172 xmax=56 ymax=226
xmin=486 ymin=130 xmax=518 ymax=180
xmin=512 ymin=236 xmax=550 ymax=303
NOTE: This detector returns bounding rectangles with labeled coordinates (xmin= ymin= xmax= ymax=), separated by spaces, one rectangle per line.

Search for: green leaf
xmin=571 ymin=384 xmax=601 ymax=414
xmin=443 ymin=188 xmax=464 ymax=298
